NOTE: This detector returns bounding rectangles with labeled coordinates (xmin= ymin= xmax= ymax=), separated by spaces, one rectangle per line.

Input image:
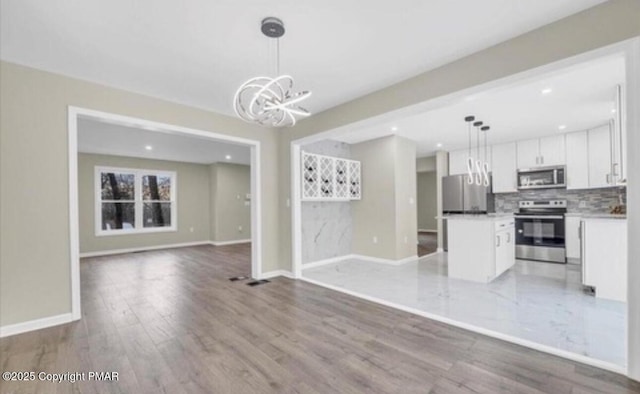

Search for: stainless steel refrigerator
xmin=442 ymin=174 xmax=492 ymax=213
xmin=442 ymin=174 xmax=494 ymax=250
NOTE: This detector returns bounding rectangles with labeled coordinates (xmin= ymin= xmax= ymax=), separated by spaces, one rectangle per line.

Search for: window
xmin=96 ymin=166 xmax=176 ymax=235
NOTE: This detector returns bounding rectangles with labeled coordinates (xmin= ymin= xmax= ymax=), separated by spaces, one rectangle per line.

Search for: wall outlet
xmin=189 ymin=227 xmax=194 ymax=233
xmin=237 ymin=194 xmax=241 ymax=200
xmin=238 ymin=225 xmax=243 ymax=232
xmin=409 ymin=197 xmax=414 ymax=205
xmin=286 ymin=198 xmax=290 ymax=207
xmin=404 ymin=235 xmax=408 ymax=244
xmin=373 ymin=236 xmax=378 ymax=244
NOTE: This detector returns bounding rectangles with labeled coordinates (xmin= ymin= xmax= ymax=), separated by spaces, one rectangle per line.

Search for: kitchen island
xmin=445 ymin=215 xmax=515 ymax=283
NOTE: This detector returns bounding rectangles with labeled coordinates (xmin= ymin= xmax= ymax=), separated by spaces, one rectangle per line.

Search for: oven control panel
xmin=519 ymin=200 xmax=567 ymax=208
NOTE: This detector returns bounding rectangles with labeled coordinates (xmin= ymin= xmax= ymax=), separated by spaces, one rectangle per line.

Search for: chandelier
xmin=233 ymin=17 xmax=312 ymax=127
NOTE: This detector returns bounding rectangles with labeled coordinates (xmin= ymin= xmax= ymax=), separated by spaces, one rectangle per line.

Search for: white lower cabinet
xmin=581 ymin=218 xmax=627 ymax=302
xmin=448 ymin=217 xmax=515 ymax=283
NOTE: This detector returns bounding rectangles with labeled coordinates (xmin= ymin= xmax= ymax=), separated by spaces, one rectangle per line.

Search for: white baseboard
xmin=79 ymin=241 xmax=213 ymax=258
xmin=211 ymin=239 xmax=251 ymax=246
xmin=352 ymin=254 xmax=419 ymax=266
xmin=299 ymin=277 xmax=625 ymax=376
xmin=0 ymin=313 xmax=75 ymax=338
xmin=302 ymin=253 xmax=419 ymax=270
xmin=259 ymin=270 xmax=295 ymax=280
xmin=301 ymin=255 xmax=354 ymax=269
xmin=418 ymin=229 xmax=438 ymax=233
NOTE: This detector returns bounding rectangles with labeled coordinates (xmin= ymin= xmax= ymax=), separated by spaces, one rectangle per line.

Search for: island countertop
xmin=441 ymin=213 xmax=514 ymax=221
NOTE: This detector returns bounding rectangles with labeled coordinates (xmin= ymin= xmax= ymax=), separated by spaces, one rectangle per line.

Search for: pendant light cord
xmin=468 ymin=123 xmax=471 ymax=158
xmin=276 ymin=38 xmax=280 ymax=76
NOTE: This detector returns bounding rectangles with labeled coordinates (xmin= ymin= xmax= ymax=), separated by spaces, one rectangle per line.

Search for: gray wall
xmin=0 ymin=61 xmax=280 ymax=327
xmin=210 ymin=163 xmax=251 ymax=242
xmin=351 ymin=136 xmax=417 ymax=260
xmin=393 ymin=137 xmax=418 ymax=258
xmin=417 ymin=171 xmax=438 ymax=231
xmin=301 ymin=140 xmax=352 ymax=264
xmin=416 ymin=156 xmax=437 ymax=172
xmin=78 ymin=153 xmax=211 ymax=253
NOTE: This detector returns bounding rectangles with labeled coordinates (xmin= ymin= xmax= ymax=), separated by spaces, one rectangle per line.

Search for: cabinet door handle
xmin=496 ymin=235 xmax=501 ymax=247
xmin=507 ymin=233 xmax=511 ymax=243
xmin=607 ymin=174 xmax=612 ymax=184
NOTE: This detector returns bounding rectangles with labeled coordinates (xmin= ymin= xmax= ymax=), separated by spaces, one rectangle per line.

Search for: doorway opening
xmin=68 ymin=107 xmax=262 ymax=320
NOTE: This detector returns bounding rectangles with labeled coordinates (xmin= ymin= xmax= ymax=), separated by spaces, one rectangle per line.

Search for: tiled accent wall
xmin=495 ymin=187 xmax=626 ymax=213
xmin=301 ymin=140 xmax=352 ymax=264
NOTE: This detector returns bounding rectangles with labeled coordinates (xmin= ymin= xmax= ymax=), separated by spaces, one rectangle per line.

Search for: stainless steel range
xmin=514 ymin=200 xmax=567 ymax=263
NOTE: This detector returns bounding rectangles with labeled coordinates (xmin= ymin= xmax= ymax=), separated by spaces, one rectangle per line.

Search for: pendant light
xmin=473 ymin=120 xmax=483 ymax=186
xmin=463 ymin=116 xmax=491 ymax=186
xmin=481 ymin=125 xmax=490 ymax=187
xmin=465 ymin=116 xmax=475 ymax=185
xmin=233 ymin=17 xmax=312 ymax=127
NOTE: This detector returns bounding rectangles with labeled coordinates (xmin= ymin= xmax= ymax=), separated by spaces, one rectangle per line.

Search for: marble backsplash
xmin=301 ymin=140 xmax=352 ymax=264
xmin=494 ymin=186 xmax=626 ymax=213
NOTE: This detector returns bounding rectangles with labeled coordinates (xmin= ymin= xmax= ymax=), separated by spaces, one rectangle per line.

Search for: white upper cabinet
xmin=517 ymin=135 xmax=565 ymax=168
xmin=538 ymin=135 xmax=565 ymax=166
xmin=565 ymin=131 xmax=589 ymax=190
xmin=516 ymin=139 xmax=540 ymax=169
xmin=588 ymin=125 xmax=613 ymax=188
xmin=491 ymin=142 xmax=517 ymax=193
xmin=448 ymin=148 xmax=492 ymax=176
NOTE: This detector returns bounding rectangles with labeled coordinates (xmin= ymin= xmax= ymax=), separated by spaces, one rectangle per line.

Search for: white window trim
xmin=94 ymin=166 xmax=177 ymax=236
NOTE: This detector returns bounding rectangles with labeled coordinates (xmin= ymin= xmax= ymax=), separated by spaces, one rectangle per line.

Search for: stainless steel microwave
xmin=517 ymin=166 xmax=566 ymax=190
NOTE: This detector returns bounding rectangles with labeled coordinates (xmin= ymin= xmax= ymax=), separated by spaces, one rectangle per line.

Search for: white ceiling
xmin=1 ymin=0 xmax=605 ymax=118
xmin=333 ymin=55 xmax=625 ymax=157
xmin=78 ymin=118 xmax=251 ymax=165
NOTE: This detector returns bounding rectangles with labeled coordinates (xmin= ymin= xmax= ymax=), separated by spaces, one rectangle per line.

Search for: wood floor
xmin=1 ymin=244 xmax=638 ymax=394
xmin=418 ymin=231 xmax=438 ymax=257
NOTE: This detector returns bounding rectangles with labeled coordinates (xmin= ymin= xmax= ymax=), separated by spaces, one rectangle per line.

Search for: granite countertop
xmin=565 ymin=213 xmax=627 ymax=219
xmin=442 ymin=213 xmax=514 ymax=221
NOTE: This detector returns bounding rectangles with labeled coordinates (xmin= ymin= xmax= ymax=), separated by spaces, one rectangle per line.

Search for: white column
xmin=626 ymin=38 xmax=640 ymax=381
xmin=436 ymin=151 xmax=449 ymax=251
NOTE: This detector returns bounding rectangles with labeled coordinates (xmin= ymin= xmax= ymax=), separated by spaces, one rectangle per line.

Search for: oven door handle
xmin=514 ymin=215 xmax=564 ymax=219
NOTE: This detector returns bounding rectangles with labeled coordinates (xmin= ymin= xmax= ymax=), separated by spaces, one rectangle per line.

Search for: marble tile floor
xmin=302 ymin=253 xmax=626 ymax=367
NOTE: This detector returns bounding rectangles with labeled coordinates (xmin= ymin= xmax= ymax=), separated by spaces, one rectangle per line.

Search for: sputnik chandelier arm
xmin=233 ymin=17 xmax=312 ymax=127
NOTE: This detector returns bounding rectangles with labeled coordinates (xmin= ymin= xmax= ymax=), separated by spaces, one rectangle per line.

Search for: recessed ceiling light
xmin=541 ymin=88 xmax=552 ymax=95
xmin=558 ymin=125 xmax=566 ymax=130
xmin=225 ymin=155 xmax=232 ymax=160
xmin=391 ymin=126 xmax=398 ymax=132
xmin=436 ymin=143 xmax=443 ymax=148
xmin=145 ymin=145 xmax=153 ymax=150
